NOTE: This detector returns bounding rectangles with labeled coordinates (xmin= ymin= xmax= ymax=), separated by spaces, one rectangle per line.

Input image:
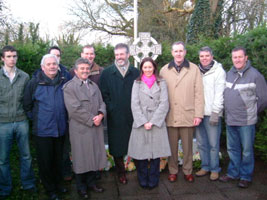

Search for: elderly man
xmin=63 ymin=58 xmax=107 ymax=199
xmin=23 ymin=54 xmax=69 ymax=200
xmin=0 ymin=46 xmax=35 ymax=198
xmin=160 ymin=41 xmax=204 ymax=183
xmin=100 ymin=43 xmax=139 ymax=184
xmin=47 ymin=46 xmax=73 ymax=181
xmin=70 ymin=45 xmax=103 ymax=86
xmin=220 ymin=47 xmax=267 ymax=188
xmin=33 ymin=46 xmax=71 ymax=80
xmin=195 ymin=46 xmax=226 ymax=181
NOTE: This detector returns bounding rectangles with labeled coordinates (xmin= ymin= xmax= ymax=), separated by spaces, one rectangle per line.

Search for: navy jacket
xmin=23 ymin=70 xmax=69 ymax=137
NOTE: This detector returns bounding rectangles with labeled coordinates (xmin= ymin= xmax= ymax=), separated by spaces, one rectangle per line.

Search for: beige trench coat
xmin=63 ymin=76 xmax=107 ymax=174
xmin=127 ymin=79 xmax=171 ymax=160
xmin=160 ymin=61 xmax=204 ymax=127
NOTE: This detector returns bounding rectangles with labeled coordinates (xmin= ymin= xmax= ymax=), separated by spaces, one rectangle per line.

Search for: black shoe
xmin=89 ymin=185 xmax=104 ymax=193
xmin=95 ymin=171 xmax=102 ymax=180
xmin=238 ymin=180 xmax=250 ymax=188
xmin=219 ymin=174 xmax=236 ymax=183
xmin=49 ymin=193 xmax=61 ymax=200
xmin=78 ymin=190 xmax=89 ymax=199
xmin=0 ymin=194 xmax=9 ymax=200
xmin=24 ymin=186 xmax=38 ymax=193
xmin=57 ymin=186 xmax=68 ymax=194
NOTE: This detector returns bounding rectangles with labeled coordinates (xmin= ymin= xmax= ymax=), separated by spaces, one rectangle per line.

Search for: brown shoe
xmin=196 ymin=169 xmax=209 ymax=177
xmin=118 ymin=175 xmax=127 ymax=184
xmin=168 ymin=174 xmax=177 ymax=182
xmin=184 ymin=174 xmax=194 ymax=183
xmin=238 ymin=180 xmax=250 ymax=188
xmin=210 ymin=172 xmax=219 ymax=181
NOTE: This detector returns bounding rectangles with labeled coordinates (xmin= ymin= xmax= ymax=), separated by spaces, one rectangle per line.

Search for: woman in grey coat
xmin=128 ymin=57 xmax=171 ymax=189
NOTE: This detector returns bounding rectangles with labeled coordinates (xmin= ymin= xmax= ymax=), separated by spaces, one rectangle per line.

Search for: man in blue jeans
xmin=220 ymin=47 xmax=267 ymax=188
xmin=0 ymin=45 xmax=35 ymax=198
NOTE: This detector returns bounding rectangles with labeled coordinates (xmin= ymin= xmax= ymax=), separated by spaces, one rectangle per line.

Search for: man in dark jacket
xmin=0 ymin=46 xmax=35 ymax=198
xmin=100 ymin=43 xmax=139 ymax=184
xmin=23 ymin=54 xmax=69 ymax=200
xmin=220 ymin=47 xmax=267 ymax=188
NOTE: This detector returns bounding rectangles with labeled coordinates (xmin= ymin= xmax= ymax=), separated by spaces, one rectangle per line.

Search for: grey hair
xmin=114 ymin=43 xmax=129 ymax=54
xmin=74 ymin=58 xmax=90 ymax=70
xmin=199 ymin=46 xmax=213 ymax=56
xmin=40 ymin=54 xmax=59 ymax=66
xmin=171 ymin=41 xmax=186 ymax=51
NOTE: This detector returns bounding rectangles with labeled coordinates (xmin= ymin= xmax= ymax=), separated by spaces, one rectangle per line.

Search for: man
xmin=100 ymin=43 xmax=139 ymax=184
xmin=63 ymin=58 xmax=107 ymax=199
xmin=48 ymin=46 xmax=72 ymax=181
xmin=0 ymin=46 xmax=35 ymax=198
xmin=33 ymin=46 xmax=71 ymax=80
xmin=160 ymin=41 xmax=204 ymax=183
xmin=220 ymin=47 xmax=267 ymax=188
xmin=23 ymin=54 xmax=69 ymax=200
xmin=70 ymin=45 xmax=104 ymax=86
xmin=195 ymin=46 xmax=226 ymax=181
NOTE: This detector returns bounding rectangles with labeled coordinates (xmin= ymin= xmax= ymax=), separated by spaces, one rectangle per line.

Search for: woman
xmin=128 ymin=57 xmax=171 ymax=189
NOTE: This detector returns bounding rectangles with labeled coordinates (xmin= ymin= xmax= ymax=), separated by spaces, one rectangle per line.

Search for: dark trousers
xmin=114 ymin=156 xmax=126 ymax=176
xmin=75 ymin=171 xmax=96 ymax=191
xmin=136 ymin=158 xmax=160 ymax=188
xmin=62 ymin=131 xmax=72 ymax=178
xmin=34 ymin=135 xmax=64 ymax=194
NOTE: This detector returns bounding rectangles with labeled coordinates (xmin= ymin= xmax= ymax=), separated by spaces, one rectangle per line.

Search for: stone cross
xmin=130 ymin=32 xmax=162 ymax=63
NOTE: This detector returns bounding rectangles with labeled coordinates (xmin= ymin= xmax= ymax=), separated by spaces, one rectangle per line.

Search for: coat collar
xmin=72 ymin=75 xmax=94 ymax=86
xmin=168 ymin=59 xmax=190 ymax=70
xmin=110 ymin=63 xmax=135 ymax=79
xmin=138 ymin=80 xmax=161 ymax=96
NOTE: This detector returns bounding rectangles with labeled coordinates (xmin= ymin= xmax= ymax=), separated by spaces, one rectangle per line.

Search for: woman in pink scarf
xmin=128 ymin=57 xmax=171 ymax=189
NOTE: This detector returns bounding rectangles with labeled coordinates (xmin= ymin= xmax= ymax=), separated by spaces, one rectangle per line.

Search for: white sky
xmin=7 ymin=0 xmax=71 ymax=38
xmin=7 ymin=0 xmax=128 ymax=45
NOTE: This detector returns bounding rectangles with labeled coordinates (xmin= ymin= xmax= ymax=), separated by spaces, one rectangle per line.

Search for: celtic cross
xmin=130 ymin=32 xmax=162 ymax=62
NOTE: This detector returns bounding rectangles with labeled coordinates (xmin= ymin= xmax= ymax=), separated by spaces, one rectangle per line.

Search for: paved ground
xmin=38 ymin=159 xmax=267 ymax=200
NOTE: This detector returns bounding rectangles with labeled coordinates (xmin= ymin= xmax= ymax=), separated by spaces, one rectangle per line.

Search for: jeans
xmin=226 ymin=125 xmax=255 ymax=181
xmin=136 ymin=158 xmax=160 ymax=188
xmin=196 ymin=116 xmax=221 ymax=172
xmin=0 ymin=120 xmax=35 ymax=196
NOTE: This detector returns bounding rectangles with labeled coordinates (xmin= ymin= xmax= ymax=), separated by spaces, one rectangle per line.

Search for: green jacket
xmin=0 ymin=67 xmax=29 ymax=122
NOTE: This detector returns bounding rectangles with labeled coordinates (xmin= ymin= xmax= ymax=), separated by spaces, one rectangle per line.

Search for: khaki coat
xmin=160 ymin=60 xmax=204 ymax=127
xmin=127 ymin=80 xmax=171 ymax=159
xmin=63 ymin=76 xmax=107 ymax=174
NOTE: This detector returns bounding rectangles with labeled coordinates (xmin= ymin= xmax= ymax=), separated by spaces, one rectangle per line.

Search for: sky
xmin=7 ymin=0 xmax=128 ymax=45
xmin=7 ymin=0 xmax=71 ymax=38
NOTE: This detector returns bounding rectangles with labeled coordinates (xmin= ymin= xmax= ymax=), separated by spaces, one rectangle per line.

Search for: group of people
xmin=0 ymin=41 xmax=266 ymax=200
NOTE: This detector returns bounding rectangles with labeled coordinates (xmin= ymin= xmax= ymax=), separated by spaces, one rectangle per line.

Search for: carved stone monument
xmin=130 ymin=32 xmax=162 ymax=62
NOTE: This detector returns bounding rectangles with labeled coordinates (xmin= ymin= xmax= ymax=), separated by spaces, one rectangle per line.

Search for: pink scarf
xmin=141 ymin=74 xmax=156 ymax=89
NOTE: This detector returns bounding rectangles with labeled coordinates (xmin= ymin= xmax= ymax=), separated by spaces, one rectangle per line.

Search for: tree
xmin=186 ymin=0 xmax=224 ymax=44
xmin=67 ymin=0 xmax=134 ymax=38
xmin=222 ymin=0 xmax=267 ymax=36
xmin=0 ymin=0 xmax=16 ymax=45
xmin=138 ymin=0 xmax=192 ymax=43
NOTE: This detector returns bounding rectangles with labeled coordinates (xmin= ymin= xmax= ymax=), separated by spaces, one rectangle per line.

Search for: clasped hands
xmin=93 ymin=113 xmax=104 ymax=126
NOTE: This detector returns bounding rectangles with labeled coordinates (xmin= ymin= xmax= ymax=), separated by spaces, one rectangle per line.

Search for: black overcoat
xmin=100 ymin=63 xmax=139 ymax=157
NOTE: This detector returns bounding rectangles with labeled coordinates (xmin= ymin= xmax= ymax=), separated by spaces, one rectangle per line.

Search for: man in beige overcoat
xmin=160 ymin=41 xmax=204 ymax=183
xmin=63 ymin=58 xmax=107 ymax=198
